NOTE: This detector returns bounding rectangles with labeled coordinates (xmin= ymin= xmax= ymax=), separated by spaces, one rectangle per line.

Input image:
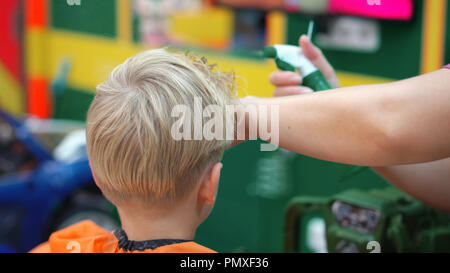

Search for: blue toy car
xmin=0 ymin=110 xmax=119 ymax=253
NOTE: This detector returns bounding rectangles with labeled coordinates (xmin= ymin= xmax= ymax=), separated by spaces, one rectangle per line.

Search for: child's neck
xmin=117 ymin=204 xmax=198 ymax=241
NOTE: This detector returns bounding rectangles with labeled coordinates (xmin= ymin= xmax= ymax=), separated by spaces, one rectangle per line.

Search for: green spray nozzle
xmin=262 ymin=44 xmax=333 ymax=92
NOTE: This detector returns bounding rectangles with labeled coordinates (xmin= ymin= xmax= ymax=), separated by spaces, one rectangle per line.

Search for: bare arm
xmin=374 ymin=158 xmax=450 ymax=212
xmin=249 ymin=68 xmax=450 ymax=166
xmin=258 ymin=36 xmax=450 ymax=211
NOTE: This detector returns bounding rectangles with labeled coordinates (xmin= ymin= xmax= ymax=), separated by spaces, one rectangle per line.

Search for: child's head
xmin=86 ymin=48 xmax=237 ymax=222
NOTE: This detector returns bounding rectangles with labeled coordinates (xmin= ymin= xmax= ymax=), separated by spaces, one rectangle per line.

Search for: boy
xmin=31 ymin=48 xmax=237 ymax=253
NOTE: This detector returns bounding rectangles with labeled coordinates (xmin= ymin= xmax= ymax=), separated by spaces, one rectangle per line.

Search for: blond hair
xmin=86 ymin=48 xmax=237 ymax=206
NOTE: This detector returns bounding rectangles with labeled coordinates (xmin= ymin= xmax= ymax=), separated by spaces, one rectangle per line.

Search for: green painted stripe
xmin=50 ymin=0 xmax=116 ymax=38
xmin=53 ymin=86 xmax=94 ymax=121
xmin=132 ymin=13 xmax=140 ymax=43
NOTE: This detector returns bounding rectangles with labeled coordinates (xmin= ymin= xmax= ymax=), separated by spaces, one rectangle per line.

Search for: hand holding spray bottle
xmin=262 ymin=21 xmax=366 ymax=181
xmin=262 ymin=21 xmax=333 ymax=92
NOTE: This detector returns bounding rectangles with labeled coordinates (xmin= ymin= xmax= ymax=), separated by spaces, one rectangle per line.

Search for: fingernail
xmin=293 ymin=87 xmax=313 ymax=94
xmin=300 ymin=34 xmax=309 ymax=42
xmin=289 ymin=75 xmax=302 ymax=83
xmin=300 ymin=88 xmax=314 ymax=94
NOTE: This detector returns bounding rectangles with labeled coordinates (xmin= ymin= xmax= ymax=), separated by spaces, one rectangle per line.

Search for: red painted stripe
xmin=25 ymin=0 xmax=47 ymax=27
xmin=0 ymin=0 xmax=21 ymax=80
xmin=27 ymin=78 xmax=51 ymax=118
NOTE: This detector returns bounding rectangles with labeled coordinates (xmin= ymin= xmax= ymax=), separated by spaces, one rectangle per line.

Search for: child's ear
xmin=198 ymin=162 xmax=223 ymax=205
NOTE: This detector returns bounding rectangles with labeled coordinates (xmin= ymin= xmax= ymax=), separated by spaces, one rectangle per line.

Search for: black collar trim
xmin=113 ymin=229 xmax=191 ymax=251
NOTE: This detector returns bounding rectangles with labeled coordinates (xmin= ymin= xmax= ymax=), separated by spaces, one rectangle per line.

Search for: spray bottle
xmin=262 ymin=45 xmax=333 ymax=91
xmin=262 ymin=21 xmax=333 ymax=92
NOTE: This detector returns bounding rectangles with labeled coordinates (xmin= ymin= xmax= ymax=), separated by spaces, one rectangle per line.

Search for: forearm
xmin=373 ymin=158 xmax=450 ymax=212
xmin=251 ymin=69 xmax=450 ymax=166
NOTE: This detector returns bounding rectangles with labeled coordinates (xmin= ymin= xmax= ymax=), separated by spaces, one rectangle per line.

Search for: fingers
xmin=273 ymin=86 xmax=313 ymax=97
xmin=269 ymin=71 xmax=303 ymax=86
xmin=269 ymin=71 xmax=313 ymax=96
xmin=299 ymin=35 xmax=340 ymax=88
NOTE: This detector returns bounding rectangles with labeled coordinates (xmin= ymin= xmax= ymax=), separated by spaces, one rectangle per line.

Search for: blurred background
xmin=0 ymin=0 xmax=449 ymax=253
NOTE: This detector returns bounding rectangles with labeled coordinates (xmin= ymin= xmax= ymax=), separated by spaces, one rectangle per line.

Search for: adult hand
xmin=269 ymin=35 xmax=340 ymax=96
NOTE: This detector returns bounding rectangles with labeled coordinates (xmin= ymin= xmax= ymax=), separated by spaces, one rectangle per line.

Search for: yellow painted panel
xmin=337 ymin=71 xmax=392 ymax=87
xmin=200 ymin=54 xmax=278 ymax=98
xmin=117 ymin=0 xmax=132 ymax=43
xmin=169 ymin=7 xmax=234 ymax=48
xmin=421 ymin=0 xmax=446 ymax=73
xmin=45 ymin=30 xmax=145 ymax=92
xmin=267 ymin=11 xmax=286 ymax=46
xmin=44 ymin=30 xmax=274 ymax=96
xmin=0 ymin=62 xmax=24 ymax=115
xmin=25 ymin=28 xmax=48 ymax=77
